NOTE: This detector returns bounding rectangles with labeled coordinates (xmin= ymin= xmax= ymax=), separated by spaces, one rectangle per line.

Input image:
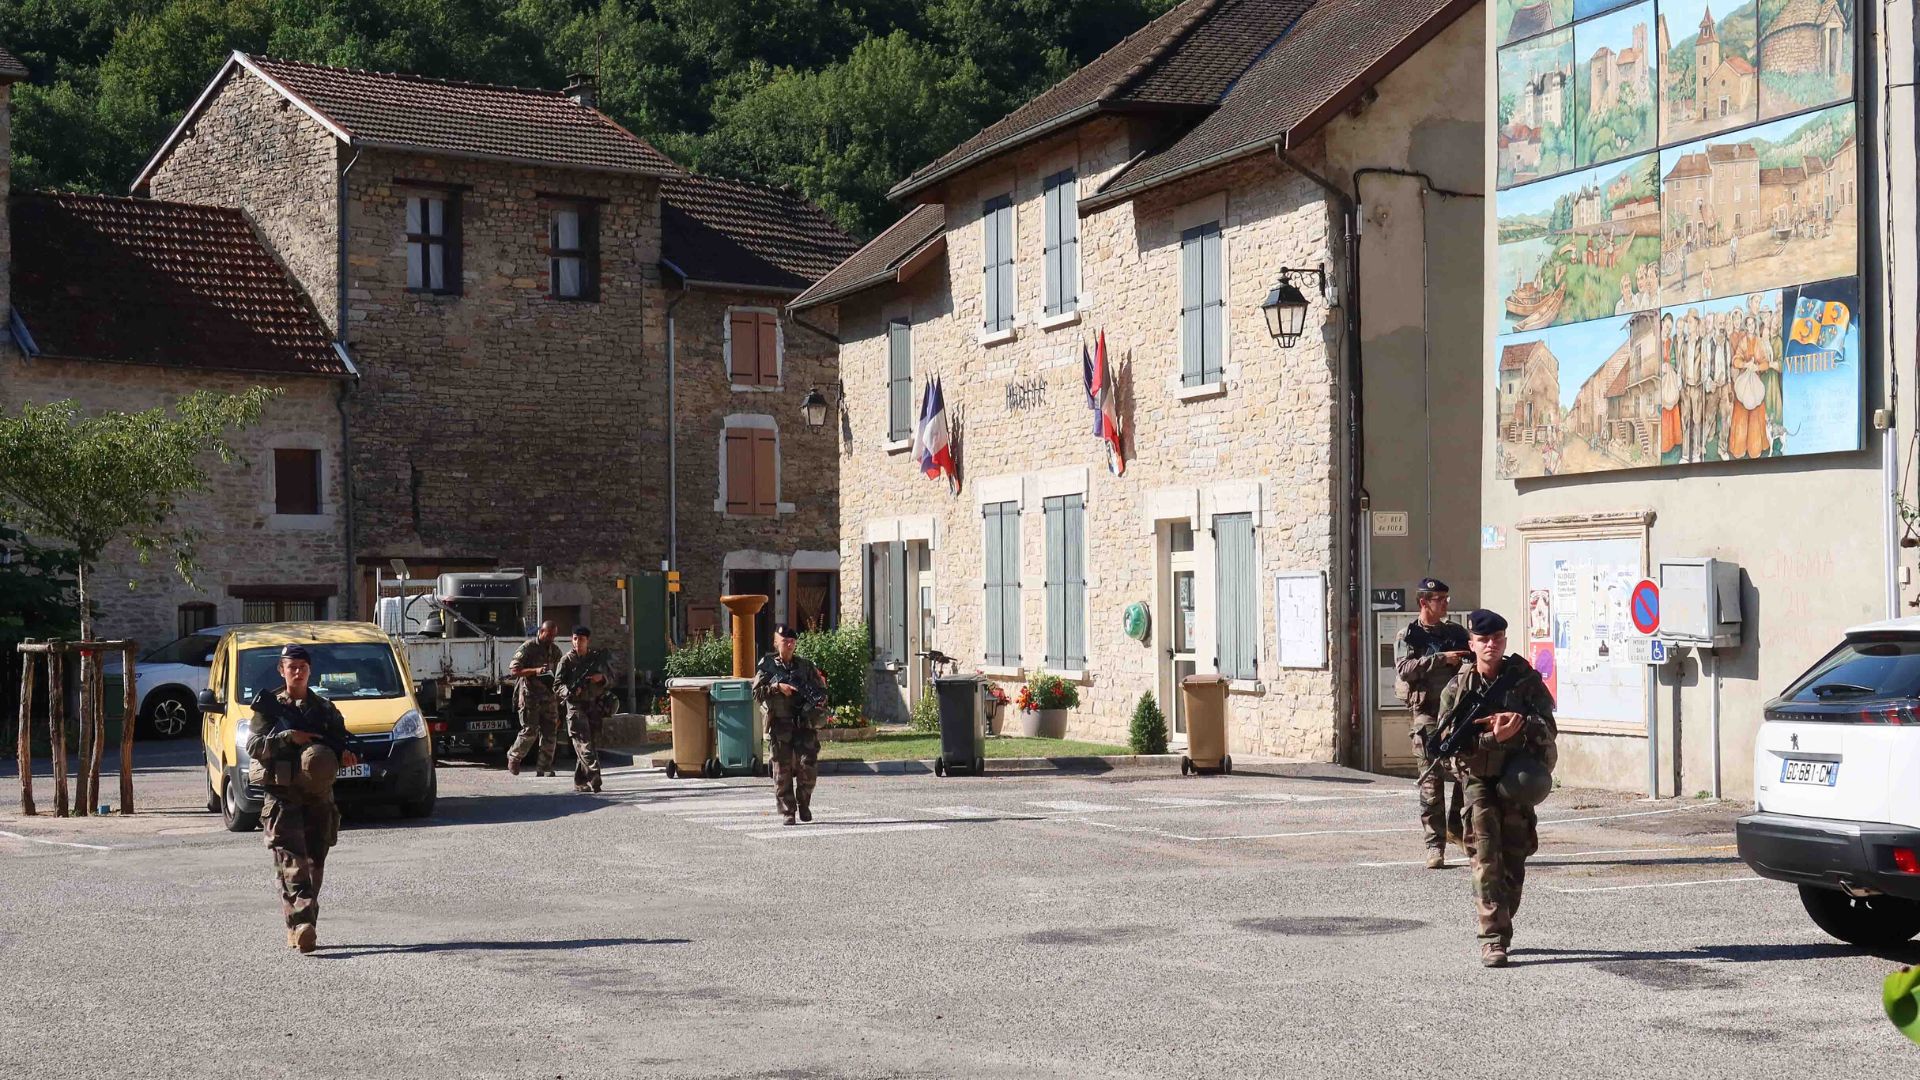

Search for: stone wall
xmin=0 ymin=356 xmax=348 ymax=651
xmin=144 ymin=70 xmax=340 ymax=332
xmin=834 ymin=118 xmax=1344 ymax=759
xmin=667 ymin=288 xmax=840 ymax=632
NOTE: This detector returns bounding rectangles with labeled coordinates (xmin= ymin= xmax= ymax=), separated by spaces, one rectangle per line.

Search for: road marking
xmin=1070 ymin=802 xmax=1722 ymax=843
xmin=715 ymin=816 xmax=914 ymax=831
xmin=0 ymin=830 xmax=112 ymax=851
xmin=741 ymin=823 xmax=946 ymax=840
xmin=918 ymin=805 xmax=997 ymax=818
xmin=1026 ymin=800 xmax=1124 ymax=814
xmin=1356 ymin=844 xmax=1734 ymax=868
xmin=1233 ymin=791 xmax=1417 ymax=804
xmin=1135 ymin=797 xmax=1236 ymax=807
xmin=631 ymin=798 xmax=770 ymax=814
xmin=1548 ymin=875 xmax=1764 ymax=894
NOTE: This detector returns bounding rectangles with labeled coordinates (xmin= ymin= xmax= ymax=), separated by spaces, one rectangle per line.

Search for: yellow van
xmin=196 ymin=622 xmax=435 ymax=831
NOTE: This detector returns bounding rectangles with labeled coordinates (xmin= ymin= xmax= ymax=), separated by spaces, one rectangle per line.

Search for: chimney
xmin=564 ymin=72 xmax=598 ymax=109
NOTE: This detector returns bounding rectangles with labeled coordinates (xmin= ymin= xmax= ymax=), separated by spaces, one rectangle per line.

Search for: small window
xmin=983 ymin=502 xmax=1021 ymax=665
xmin=982 ymin=195 xmax=1014 ymax=332
xmin=549 ymin=204 xmax=599 ymax=301
xmin=176 ymin=603 xmax=217 ymax=639
xmin=241 ymin=596 xmax=325 ymax=623
xmin=273 ymin=448 xmax=321 ymax=516
xmin=887 ymin=319 xmax=913 ymax=441
xmin=723 ymin=423 xmax=779 ymax=516
xmin=728 ymin=310 xmax=781 ymax=387
xmin=405 ymin=193 xmax=459 ymax=294
xmin=1042 ymin=169 xmax=1078 ymax=316
xmin=1180 ymin=222 xmax=1225 ymax=387
xmin=1044 ymin=494 xmax=1086 ymax=669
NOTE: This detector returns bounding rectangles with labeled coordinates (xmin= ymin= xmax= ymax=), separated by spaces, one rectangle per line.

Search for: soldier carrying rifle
xmin=1394 ymin=577 xmax=1470 ymax=869
xmin=555 ymin=626 xmax=614 ymax=794
xmin=752 ymin=623 xmax=828 ymax=826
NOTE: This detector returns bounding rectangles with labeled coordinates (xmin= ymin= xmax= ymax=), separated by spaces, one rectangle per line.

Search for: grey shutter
xmin=1003 ymin=505 xmax=1022 ymax=663
xmin=1044 ymin=498 xmax=1065 ymax=668
xmin=998 ymin=202 xmax=1016 ymax=329
xmin=1059 ymin=179 xmax=1078 ymax=313
xmin=1064 ymin=496 xmax=1086 ymax=667
xmin=1201 ymin=225 xmax=1224 ymax=383
xmin=1181 ymin=227 xmax=1205 ymax=385
xmin=886 ymin=542 xmax=908 ymax=665
xmin=983 ymin=506 xmax=1005 ymax=664
xmin=1214 ymin=514 xmax=1255 ymax=680
xmin=888 ymin=320 xmax=912 ymax=441
xmin=861 ymin=544 xmax=875 ymax=655
xmin=1043 ymin=180 xmax=1062 ymax=315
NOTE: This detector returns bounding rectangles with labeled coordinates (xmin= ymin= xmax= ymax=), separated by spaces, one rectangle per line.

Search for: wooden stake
xmin=48 ymin=646 xmax=68 ymax=818
xmin=86 ymin=652 xmax=106 ymax=812
xmin=120 ymin=643 xmax=137 ymax=815
xmin=74 ymin=651 xmax=92 ymax=817
xmin=17 ymin=642 xmax=36 ymax=816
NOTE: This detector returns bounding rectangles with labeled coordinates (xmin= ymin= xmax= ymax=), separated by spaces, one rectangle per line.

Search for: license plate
xmin=467 ymin=719 xmax=509 ymax=731
xmin=477 ymin=703 xmax=503 ymax=712
xmin=336 ymin=764 xmax=371 ymax=780
xmin=1780 ymin=758 xmax=1839 ymax=786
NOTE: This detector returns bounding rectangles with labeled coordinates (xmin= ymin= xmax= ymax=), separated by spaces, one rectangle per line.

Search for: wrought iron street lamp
xmin=1262 ymin=265 xmax=1329 ymax=349
xmin=800 ymin=385 xmax=831 ymax=430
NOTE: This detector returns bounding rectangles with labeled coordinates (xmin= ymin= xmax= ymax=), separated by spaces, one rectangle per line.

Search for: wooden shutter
xmin=582 ymin=204 xmax=601 ymax=301
xmin=1200 ymin=225 xmax=1224 ymax=383
xmin=1181 ymin=227 xmax=1205 ymax=385
xmin=445 ymin=191 xmax=463 ymax=295
xmin=1044 ymin=498 xmax=1064 ymax=667
xmin=996 ymin=204 xmax=1015 ymax=329
xmin=983 ymin=507 xmax=1005 ymax=664
xmin=1214 ymin=513 xmax=1255 ymax=680
xmin=888 ymin=321 xmax=912 ymax=440
xmin=982 ymin=200 xmax=1001 ymax=330
xmin=1059 ymin=178 xmax=1077 ymax=312
xmin=274 ymin=448 xmax=320 ymax=515
xmin=756 ymin=313 xmax=780 ymax=385
xmin=724 ymin=428 xmax=753 ymax=514
xmin=1064 ymin=496 xmax=1085 ymax=667
xmin=729 ymin=311 xmax=759 ymax=383
xmin=1043 ymin=180 xmax=1062 ymax=315
xmin=751 ymin=428 xmax=778 ymax=515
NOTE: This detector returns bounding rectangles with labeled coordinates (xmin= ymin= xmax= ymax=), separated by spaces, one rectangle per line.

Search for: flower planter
xmin=1018 ymin=708 xmax=1070 ymax=739
xmin=819 ymin=725 xmax=877 ymax=742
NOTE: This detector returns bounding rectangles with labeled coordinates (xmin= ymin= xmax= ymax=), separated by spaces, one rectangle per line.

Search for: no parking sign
xmin=1629 ymin=579 xmax=1660 ymax=636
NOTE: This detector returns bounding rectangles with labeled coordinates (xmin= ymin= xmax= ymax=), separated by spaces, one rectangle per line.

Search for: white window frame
xmin=714 ymin=414 xmax=796 ymax=517
xmin=723 ymin=306 xmax=785 ymax=391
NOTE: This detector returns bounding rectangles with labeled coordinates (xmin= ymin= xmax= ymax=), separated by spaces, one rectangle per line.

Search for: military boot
xmin=590 ymin=774 xmax=602 ymax=793
xmin=1480 ymin=942 xmax=1509 ymax=968
xmin=782 ymin=813 xmax=797 ymax=826
xmin=295 ymin=924 xmax=318 ymax=955
xmin=287 ymin=926 xmax=301 ymax=950
xmin=507 ymin=756 xmax=523 ymax=776
xmin=798 ymin=800 xmax=813 ymax=823
xmin=1425 ymin=849 xmax=1446 ymax=870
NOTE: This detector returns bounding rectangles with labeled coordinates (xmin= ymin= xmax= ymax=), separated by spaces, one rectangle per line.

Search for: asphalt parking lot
xmin=3 ymin=742 xmax=1916 ymax=1079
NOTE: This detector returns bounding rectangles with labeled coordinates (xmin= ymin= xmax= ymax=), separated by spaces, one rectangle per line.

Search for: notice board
xmin=1524 ymin=535 xmax=1642 ymax=727
xmin=1273 ymin=572 xmax=1327 ymax=670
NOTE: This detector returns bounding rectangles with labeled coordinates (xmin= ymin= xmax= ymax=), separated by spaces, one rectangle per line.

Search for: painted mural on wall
xmin=1574 ymin=2 xmax=1659 ymax=167
xmin=1493 ymin=0 xmax=1859 ymax=479
xmin=1499 ymin=0 xmax=1574 ymax=44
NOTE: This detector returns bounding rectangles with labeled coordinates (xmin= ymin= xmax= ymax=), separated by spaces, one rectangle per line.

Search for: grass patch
xmin=816 ymin=731 xmax=1132 ymax=761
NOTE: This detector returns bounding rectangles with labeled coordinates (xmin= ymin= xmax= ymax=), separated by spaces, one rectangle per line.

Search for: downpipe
xmin=336 ymin=147 xmax=362 ymax=617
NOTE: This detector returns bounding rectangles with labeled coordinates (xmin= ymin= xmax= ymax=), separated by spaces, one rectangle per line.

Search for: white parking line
xmin=918 ymin=805 xmax=997 ymax=818
xmin=0 ymin=830 xmax=112 ymax=852
xmin=1135 ymin=797 xmax=1236 ymax=807
xmin=1027 ymin=800 xmax=1124 ymax=814
xmin=1356 ymin=845 xmax=1731 ymax=868
xmin=742 ymin=823 xmax=946 ymax=840
xmin=1072 ymin=802 xmax=1722 ymax=843
xmin=1233 ymin=791 xmax=1418 ymax=804
xmin=1548 ymin=876 xmax=1764 ymax=894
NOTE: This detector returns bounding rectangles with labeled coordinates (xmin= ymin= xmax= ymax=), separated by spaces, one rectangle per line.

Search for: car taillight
xmin=1859 ymin=704 xmax=1919 ymax=724
xmin=1894 ymin=848 xmax=1920 ymax=875
xmin=430 ymin=721 xmax=448 ymax=734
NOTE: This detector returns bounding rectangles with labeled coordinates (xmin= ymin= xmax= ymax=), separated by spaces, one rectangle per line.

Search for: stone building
xmin=1758 ymin=0 xmax=1850 ymax=81
xmin=794 ymin=0 xmax=1486 ymax=764
xmin=127 ymin=54 xmax=851 ymax=674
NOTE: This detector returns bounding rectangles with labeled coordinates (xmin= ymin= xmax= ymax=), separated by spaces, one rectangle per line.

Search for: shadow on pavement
xmin=1513 ymin=941 xmax=1920 ymax=967
xmin=349 ymin=791 xmax=614 ymax=829
xmin=316 ymin=936 xmax=691 ymax=959
xmin=1541 ymin=855 xmax=1745 ymax=868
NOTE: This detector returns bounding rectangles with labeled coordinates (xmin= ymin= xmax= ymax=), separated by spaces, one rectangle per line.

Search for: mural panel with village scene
xmin=1493 ymin=0 xmax=1860 ymax=480
xmin=1498 ymin=0 xmax=1574 ymax=45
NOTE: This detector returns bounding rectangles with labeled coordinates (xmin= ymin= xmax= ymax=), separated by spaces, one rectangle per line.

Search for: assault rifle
xmin=253 ymin=688 xmax=358 ymax=758
xmin=791 ymin=666 xmax=829 ymax=714
xmin=1424 ymin=655 xmax=1528 ymax=760
xmin=560 ymin=649 xmax=612 ymax=699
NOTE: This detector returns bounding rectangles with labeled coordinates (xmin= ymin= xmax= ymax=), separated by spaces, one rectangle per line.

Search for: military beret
xmin=1465 ymin=609 xmax=1508 ymax=636
xmin=774 ymin=623 xmax=799 ymax=639
xmin=1419 ymin=578 xmax=1449 ymax=594
xmin=571 ymin=625 xmax=592 ymax=637
xmin=280 ymin=644 xmax=312 ymax=663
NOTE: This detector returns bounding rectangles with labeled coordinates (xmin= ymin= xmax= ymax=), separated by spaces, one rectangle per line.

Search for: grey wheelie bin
xmin=932 ymin=674 xmax=987 ymax=777
xmin=665 ymin=677 xmax=719 ymax=779
xmin=708 ymin=678 xmax=766 ymax=778
xmin=1180 ymin=673 xmax=1231 ymax=775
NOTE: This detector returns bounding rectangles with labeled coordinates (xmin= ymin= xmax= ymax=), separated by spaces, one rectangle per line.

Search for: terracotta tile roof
xmin=889 ymin=0 xmax=1309 ymax=200
xmin=790 ymin=204 xmax=947 ymax=312
xmin=1722 ymin=55 xmax=1755 ymax=75
xmin=660 ymin=173 xmax=858 ymax=292
xmin=1086 ymin=0 xmax=1475 ymax=210
xmin=0 ymin=45 xmax=28 ymax=82
xmin=9 ymin=193 xmax=347 ymax=378
xmin=1501 ymin=341 xmax=1545 ymax=371
xmin=1706 ymin=142 xmax=1758 ymax=164
xmin=1664 ymin=152 xmax=1710 ymax=180
xmin=1760 ymin=165 xmax=1807 ymax=185
xmin=1504 ymin=1 xmax=1560 ymax=42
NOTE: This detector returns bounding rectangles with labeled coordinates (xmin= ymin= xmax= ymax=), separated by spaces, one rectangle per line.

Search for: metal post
xmin=1645 ymin=661 xmax=1659 ymax=799
xmin=1708 ymin=648 xmax=1722 ymax=799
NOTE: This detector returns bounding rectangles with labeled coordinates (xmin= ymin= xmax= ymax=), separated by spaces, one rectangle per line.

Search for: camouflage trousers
xmin=509 ymin=683 xmax=559 ymax=771
xmin=1461 ymin=777 xmax=1539 ymax=945
xmin=770 ymin=724 xmax=821 ymax=817
xmin=568 ymin=698 xmax=611 ymax=788
xmin=1412 ymin=727 xmax=1464 ymax=852
xmin=263 ymin=792 xmax=340 ymax=930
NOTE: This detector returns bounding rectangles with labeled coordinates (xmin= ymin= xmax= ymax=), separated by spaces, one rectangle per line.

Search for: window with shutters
xmin=1213 ymin=513 xmax=1258 ymax=681
xmin=887 ymin=319 xmax=913 ymax=442
xmin=726 ymin=308 xmax=782 ymax=388
xmin=1043 ymin=494 xmax=1086 ymax=670
xmin=1180 ymin=222 xmax=1225 ymax=387
xmin=864 ymin=543 xmax=907 ymax=664
xmin=549 ymin=203 xmax=599 ymax=301
xmin=404 ymin=192 xmax=459 ymax=294
xmin=982 ymin=501 xmax=1022 ymax=666
xmin=1042 ymin=170 xmax=1078 ymax=316
xmin=981 ymin=194 xmax=1015 ymax=333
xmin=273 ymin=448 xmax=321 ymax=516
xmin=719 ymin=418 xmax=783 ymax=517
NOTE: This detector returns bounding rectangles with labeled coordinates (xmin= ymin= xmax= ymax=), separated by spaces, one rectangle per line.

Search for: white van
xmin=1737 ymin=616 xmax=1920 ymax=947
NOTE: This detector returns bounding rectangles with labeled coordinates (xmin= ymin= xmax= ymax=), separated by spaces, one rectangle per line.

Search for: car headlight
xmin=235 ymin=723 xmax=251 ymax=758
xmin=390 ymin=709 xmax=426 ymax=741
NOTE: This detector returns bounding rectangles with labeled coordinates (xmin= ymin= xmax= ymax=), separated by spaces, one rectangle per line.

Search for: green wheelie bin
xmin=708 ymin=678 xmax=766 ymax=778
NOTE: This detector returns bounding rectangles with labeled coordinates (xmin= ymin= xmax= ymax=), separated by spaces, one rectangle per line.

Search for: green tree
xmin=0 ymin=389 xmax=278 ymax=642
xmin=1127 ymin=690 xmax=1167 ymax=754
xmin=0 ymin=526 xmax=81 ymax=753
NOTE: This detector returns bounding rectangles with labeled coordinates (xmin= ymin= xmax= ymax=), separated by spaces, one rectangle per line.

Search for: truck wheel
xmin=1799 ymin=886 xmax=1920 ymax=947
xmin=399 ymin=769 xmax=438 ymax=819
xmin=221 ymin=774 xmax=259 ymax=833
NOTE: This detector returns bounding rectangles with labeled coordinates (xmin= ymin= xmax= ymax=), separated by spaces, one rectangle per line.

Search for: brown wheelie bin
xmin=1180 ymin=673 xmax=1231 ymax=775
xmin=665 ymin=677 xmax=719 ymax=778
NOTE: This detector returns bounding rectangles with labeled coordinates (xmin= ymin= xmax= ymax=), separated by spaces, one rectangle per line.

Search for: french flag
xmin=912 ymin=376 xmax=956 ymax=489
xmin=1090 ymin=331 xmax=1125 ymax=475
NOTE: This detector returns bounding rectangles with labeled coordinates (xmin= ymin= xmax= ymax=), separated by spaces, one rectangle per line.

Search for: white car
xmin=102 ymin=629 xmax=226 ymax=739
xmin=1737 ymin=616 xmax=1920 ymax=947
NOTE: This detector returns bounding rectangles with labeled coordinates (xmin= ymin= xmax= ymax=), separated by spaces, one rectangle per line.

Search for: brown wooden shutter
xmin=756 ymin=313 xmax=780 ymax=385
xmin=729 ymin=312 xmax=759 ymax=383
xmin=724 ymin=428 xmax=754 ymax=514
xmin=751 ymin=429 xmax=778 ymax=515
xmin=445 ymin=191 xmax=463 ymax=295
xmin=274 ymin=449 xmax=320 ymax=515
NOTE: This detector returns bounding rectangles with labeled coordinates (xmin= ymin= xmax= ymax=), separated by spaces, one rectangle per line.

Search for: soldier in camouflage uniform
xmin=752 ymin=623 xmax=827 ymax=826
xmin=555 ymin=626 xmax=613 ymax=794
xmin=1393 ymin=577 xmax=1470 ymax=869
xmin=247 ymin=644 xmax=360 ymax=954
xmin=1436 ymin=609 xmax=1558 ymax=968
xmin=506 ymin=620 xmax=562 ymax=777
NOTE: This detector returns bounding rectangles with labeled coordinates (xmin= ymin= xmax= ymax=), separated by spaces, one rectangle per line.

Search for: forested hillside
xmin=0 ymin=0 xmax=1177 ymax=237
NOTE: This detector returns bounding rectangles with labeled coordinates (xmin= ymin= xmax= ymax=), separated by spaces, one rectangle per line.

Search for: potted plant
xmin=982 ymin=681 xmax=1010 ymax=736
xmin=1016 ymin=674 xmax=1079 ymax=738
